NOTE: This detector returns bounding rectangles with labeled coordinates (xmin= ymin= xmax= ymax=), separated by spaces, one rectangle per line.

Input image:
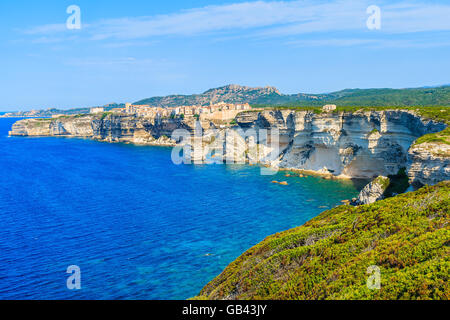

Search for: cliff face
xmin=10 ymin=117 xmax=95 ymax=137
xmin=234 ymin=110 xmax=446 ymax=183
xmin=9 ymin=110 xmax=448 ymax=184
xmin=9 ymin=114 xmax=188 ymax=146
xmin=408 ymin=142 xmax=450 ymax=186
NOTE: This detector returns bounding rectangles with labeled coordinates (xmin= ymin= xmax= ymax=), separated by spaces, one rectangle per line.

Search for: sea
xmin=0 ymin=117 xmax=362 ymax=300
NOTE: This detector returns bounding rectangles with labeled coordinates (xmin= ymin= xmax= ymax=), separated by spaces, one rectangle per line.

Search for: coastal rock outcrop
xmin=9 ymin=114 xmax=189 ymax=146
xmin=9 ymin=117 xmax=94 ymax=137
xmin=356 ymin=176 xmax=390 ymax=205
xmin=407 ymin=142 xmax=450 ymax=186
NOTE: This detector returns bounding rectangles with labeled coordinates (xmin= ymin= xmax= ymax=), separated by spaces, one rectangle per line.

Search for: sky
xmin=1 ymin=0 xmax=450 ymax=111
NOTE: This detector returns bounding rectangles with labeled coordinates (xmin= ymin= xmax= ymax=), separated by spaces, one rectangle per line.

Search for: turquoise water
xmin=0 ymin=118 xmax=361 ymax=300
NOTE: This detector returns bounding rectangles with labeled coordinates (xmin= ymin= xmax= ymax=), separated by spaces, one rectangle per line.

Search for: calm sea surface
xmin=0 ymin=118 xmax=361 ymax=299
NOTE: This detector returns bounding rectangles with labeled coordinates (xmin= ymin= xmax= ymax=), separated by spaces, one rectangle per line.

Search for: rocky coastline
xmin=9 ymin=109 xmax=449 ymax=186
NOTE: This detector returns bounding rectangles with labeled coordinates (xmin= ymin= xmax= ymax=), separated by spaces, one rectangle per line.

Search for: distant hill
xmin=134 ymin=84 xmax=285 ymax=107
xmin=134 ymin=84 xmax=450 ymax=107
xmin=3 ymin=85 xmax=449 ymax=118
xmin=0 ymin=104 xmax=124 ymax=118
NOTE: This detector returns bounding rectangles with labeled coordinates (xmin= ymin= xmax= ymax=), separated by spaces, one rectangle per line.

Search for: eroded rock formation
xmin=356 ymin=176 xmax=390 ymax=205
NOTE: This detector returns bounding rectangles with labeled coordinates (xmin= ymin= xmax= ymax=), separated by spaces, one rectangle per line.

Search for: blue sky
xmin=1 ymin=0 xmax=450 ymax=111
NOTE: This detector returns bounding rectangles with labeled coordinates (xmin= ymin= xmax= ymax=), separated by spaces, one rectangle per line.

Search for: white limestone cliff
xmin=9 ymin=109 xmax=448 ymax=185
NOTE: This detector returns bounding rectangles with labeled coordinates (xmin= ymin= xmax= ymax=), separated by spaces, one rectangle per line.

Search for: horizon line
xmin=2 ymin=82 xmax=450 ymax=112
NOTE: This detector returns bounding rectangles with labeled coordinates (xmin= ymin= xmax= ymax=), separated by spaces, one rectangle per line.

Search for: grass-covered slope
xmin=195 ymin=182 xmax=449 ymax=300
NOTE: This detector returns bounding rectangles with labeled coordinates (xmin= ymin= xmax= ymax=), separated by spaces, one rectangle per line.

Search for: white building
xmin=322 ymin=104 xmax=337 ymax=112
xmin=90 ymin=107 xmax=105 ymax=114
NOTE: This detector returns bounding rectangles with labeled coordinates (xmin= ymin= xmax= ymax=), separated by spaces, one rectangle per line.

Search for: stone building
xmin=90 ymin=107 xmax=105 ymax=114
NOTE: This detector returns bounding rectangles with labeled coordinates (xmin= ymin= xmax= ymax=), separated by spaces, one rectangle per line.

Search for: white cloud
xmin=24 ymin=23 xmax=67 ymax=35
xmin=64 ymin=57 xmax=155 ymax=67
xmin=286 ymin=38 xmax=377 ymax=47
xmin=286 ymin=38 xmax=450 ymax=48
xmin=22 ymin=0 xmax=450 ymax=45
xmin=100 ymin=40 xmax=159 ymax=49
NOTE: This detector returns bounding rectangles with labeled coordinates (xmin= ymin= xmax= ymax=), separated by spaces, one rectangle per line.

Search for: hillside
xmin=134 ymin=84 xmax=450 ymax=107
xmin=195 ymin=182 xmax=449 ymax=300
xmin=3 ymin=85 xmax=449 ymax=118
xmin=134 ymin=84 xmax=285 ymax=106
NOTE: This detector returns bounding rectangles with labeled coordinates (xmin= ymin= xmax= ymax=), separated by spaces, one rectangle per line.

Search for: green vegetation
xmin=99 ymin=112 xmax=113 ymax=120
xmin=315 ymin=86 xmax=450 ymax=107
xmin=374 ymin=176 xmax=391 ymax=191
xmin=54 ymin=115 xmax=72 ymax=119
xmin=32 ymin=118 xmax=53 ymax=127
xmin=415 ymin=107 xmax=450 ymax=124
xmin=195 ymin=182 xmax=449 ymax=300
xmin=413 ymin=127 xmax=450 ymax=146
xmin=410 ymin=108 xmax=449 ymax=147
xmin=268 ymin=86 xmax=450 ymax=107
xmin=34 ymin=118 xmax=53 ymax=122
